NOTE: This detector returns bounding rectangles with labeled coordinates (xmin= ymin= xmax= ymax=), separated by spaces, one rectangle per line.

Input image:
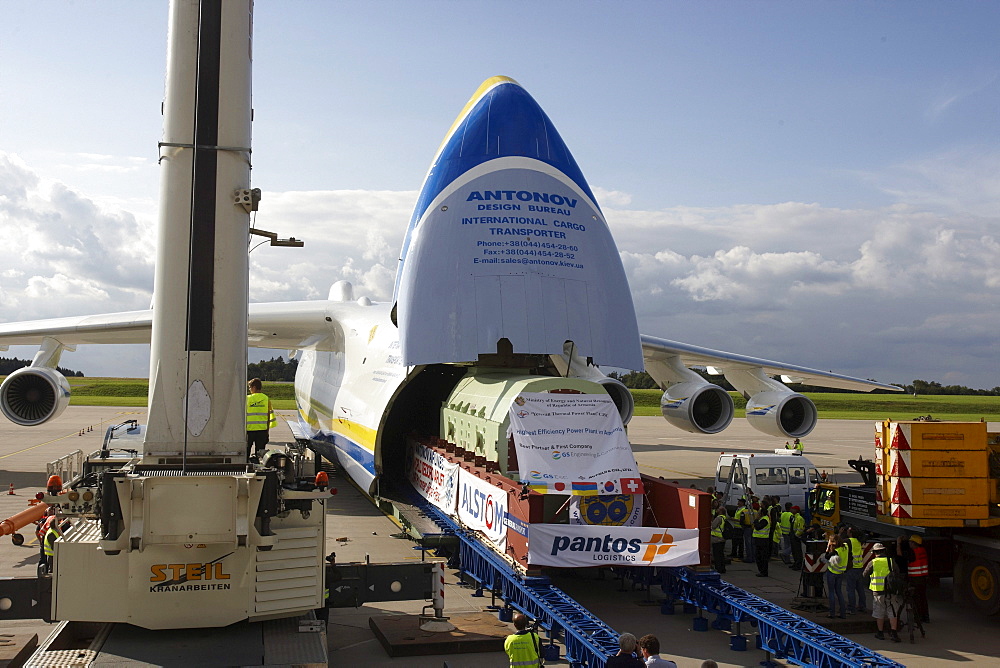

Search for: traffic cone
xmin=7 ymin=483 xmax=14 ymax=495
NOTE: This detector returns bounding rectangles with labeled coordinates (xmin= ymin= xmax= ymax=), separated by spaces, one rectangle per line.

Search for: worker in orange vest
xmin=898 ymin=534 xmax=930 ymax=623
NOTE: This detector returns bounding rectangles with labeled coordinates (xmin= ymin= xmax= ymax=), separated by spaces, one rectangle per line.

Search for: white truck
xmin=716 ymin=451 xmax=821 ymax=511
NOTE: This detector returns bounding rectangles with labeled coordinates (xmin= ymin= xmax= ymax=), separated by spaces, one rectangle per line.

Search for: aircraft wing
xmin=0 ymin=311 xmax=153 ymax=348
xmin=0 ymin=308 xmax=900 ymax=392
xmin=641 ymin=334 xmax=900 ymax=392
xmin=0 ymin=301 xmax=355 ymax=352
xmin=247 ymin=301 xmax=352 ymax=351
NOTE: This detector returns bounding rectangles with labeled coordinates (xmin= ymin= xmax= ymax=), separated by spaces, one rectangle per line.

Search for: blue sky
xmin=1 ymin=1 xmax=998 ymax=389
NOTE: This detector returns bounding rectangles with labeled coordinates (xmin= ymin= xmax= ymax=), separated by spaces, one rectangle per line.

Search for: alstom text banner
xmin=457 ymin=468 xmax=508 ymax=550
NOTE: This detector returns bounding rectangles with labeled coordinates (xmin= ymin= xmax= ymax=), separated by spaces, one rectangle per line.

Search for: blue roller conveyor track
xmin=410 ymin=489 xmax=621 ymax=667
xmin=407 ymin=489 xmax=904 ymax=668
xmin=659 ymin=568 xmax=905 ymax=668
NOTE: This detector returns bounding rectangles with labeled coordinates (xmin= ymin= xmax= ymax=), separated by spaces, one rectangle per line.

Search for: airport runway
xmin=0 ymin=407 xmax=995 ymax=667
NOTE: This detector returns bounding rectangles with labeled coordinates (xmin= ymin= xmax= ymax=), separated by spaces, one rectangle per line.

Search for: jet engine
xmin=599 ymin=377 xmax=635 ymax=425
xmin=550 ymin=343 xmax=634 ymax=425
xmin=0 ymin=366 xmax=72 ymax=426
xmin=660 ymin=380 xmax=735 ymax=434
xmin=745 ymin=390 xmax=816 ymax=439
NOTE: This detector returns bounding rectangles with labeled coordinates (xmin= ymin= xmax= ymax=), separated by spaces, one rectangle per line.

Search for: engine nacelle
xmin=660 ymin=380 xmax=734 ymax=434
xmin=598 ymin=377 xmax=635 ymax=425
xmin=745 ymin=390 xmax=817 ymax=439
xmin=0 ymin=366 xmax=72 ymax=426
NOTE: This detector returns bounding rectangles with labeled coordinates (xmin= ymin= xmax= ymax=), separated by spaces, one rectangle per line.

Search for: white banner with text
xmin=527 ymin=524 xmax=700 ymax=568
xmin=508 ymin=392 xmax=642 ymax=495
xmin=408 ymin=442 xmax=459 ymax=514
xmin=457 ymin=468 xmax=509 ymax=551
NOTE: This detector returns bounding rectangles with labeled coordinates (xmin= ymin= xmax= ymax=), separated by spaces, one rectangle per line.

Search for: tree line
xmin=898 ymin=379 xmax=1000 ymax=397
xmin=4 ymin=353 xmax=995 ymax=395
xmin=247 ymin=356 xmax=297 ymax=382
xmin=0 ymin=357 xmax=83 ymax=377
xmin=1 ymin=355 xmax=297 ymax=383
xmin=607 ymin=370 xmax=1000 ymax=396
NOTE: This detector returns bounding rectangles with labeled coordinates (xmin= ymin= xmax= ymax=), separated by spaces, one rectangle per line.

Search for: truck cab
xmin=716 ymin=451 xmax=820 ymax=511
xmin=809 ymin=483 xmax=885 ymax=534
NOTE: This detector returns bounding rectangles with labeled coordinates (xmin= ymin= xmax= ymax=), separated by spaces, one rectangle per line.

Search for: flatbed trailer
xmin=809 ymin=420 xmax=1000 ymax=615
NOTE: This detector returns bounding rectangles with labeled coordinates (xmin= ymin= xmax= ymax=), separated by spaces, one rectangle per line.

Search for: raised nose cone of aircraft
xmin=412 ymin=76 xmax=595 ymax=225
xmin=394 ymin=77 xmax=642 ymax=371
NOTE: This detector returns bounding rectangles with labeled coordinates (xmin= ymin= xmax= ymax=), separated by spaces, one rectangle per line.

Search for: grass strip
xmin=2 ymin=376 xmax=994 ymax=421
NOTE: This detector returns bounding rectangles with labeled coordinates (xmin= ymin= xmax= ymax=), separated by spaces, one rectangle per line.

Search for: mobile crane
xmin=0 ymin=0 xmax=335 ymax=644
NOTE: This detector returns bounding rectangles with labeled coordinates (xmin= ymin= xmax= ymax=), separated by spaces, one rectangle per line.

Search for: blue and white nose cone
xmin=394 ymin=76 xmax=642 ymax=370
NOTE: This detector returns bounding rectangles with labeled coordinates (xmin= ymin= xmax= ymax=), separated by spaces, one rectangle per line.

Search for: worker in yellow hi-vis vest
xmin=246 ymin=377 xmax=276 ymax=461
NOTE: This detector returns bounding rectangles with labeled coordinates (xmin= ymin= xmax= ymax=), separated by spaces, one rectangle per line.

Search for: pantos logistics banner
xmin=527 ymin=524 xmax=699 ymax=568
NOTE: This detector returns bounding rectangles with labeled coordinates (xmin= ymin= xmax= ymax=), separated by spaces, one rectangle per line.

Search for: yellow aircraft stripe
xmin=295 ymin=406 xmax=377 ymax=453
xmin=434 ymin=76 xmax=519 ymax=160
xmin=330 ymin=418 xmax=377 ymax=451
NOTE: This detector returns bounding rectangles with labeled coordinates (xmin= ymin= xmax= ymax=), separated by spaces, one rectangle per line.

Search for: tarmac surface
xmin=0 ymin=407 xmax=996 ymax=667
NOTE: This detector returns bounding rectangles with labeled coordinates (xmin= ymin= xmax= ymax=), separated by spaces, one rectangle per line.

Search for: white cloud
xmin=247 ymin=189 xmax=415 ymax=303
xmin=592 ymin=187 xmax=632 ymax=207
xmin=924 ymin=74 xmax=999 ymax=123
xmin=0 ymin=153 xmax=155 ymax=322
xmin=865 ymin=147 xmax=1000 ymax=217
xmin=54 ymin=153 xmax=150 ymax=175
xmin=24 ymin=273 xmax=109 ymax=301
xmin=604 ymin=190 xmax=998 ymax=387
xmin=0 ymin=151 xmax=996 ymax=389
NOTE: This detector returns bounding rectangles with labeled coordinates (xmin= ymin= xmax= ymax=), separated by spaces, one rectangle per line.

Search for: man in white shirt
xmin=638 ymin=635 xmax=678 ymax=667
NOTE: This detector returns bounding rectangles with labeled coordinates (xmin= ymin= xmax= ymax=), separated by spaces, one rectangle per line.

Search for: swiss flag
xmin=620 ymin=478 xmax=644 ymax=494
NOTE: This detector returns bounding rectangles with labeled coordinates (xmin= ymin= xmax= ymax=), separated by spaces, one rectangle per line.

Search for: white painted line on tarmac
xmin=0 ymin=410 xmax=143 ymax=462
xmin=0 ymin=432 xmax=83 ymax=461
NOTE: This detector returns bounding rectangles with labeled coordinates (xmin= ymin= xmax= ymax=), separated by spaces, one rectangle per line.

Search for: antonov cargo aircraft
xmin=0 ymin=76 xmax=897 ymax=494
